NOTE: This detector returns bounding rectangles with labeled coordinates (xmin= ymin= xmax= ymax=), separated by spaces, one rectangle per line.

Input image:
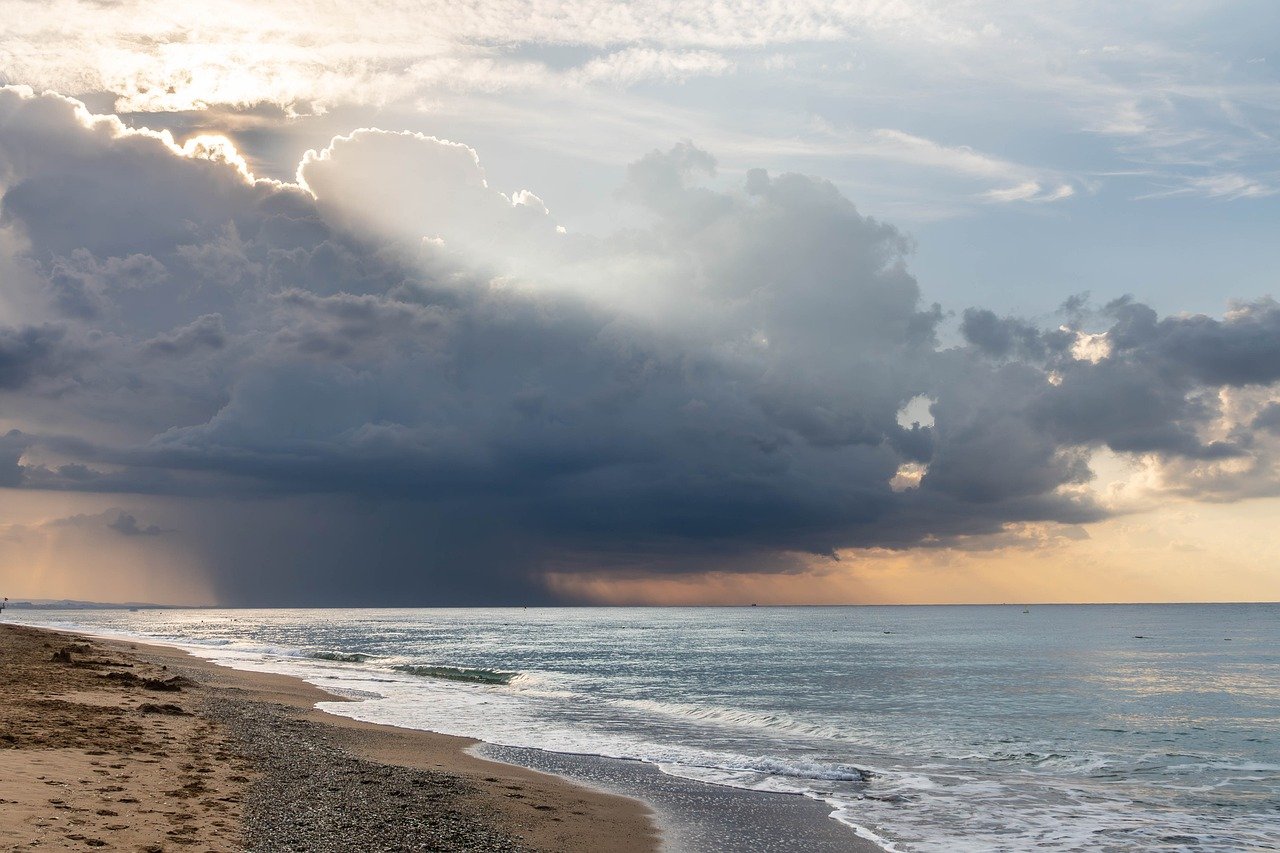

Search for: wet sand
xmin=0 ymin=623 xmax=657 ymax=851
xmin=484 ymin=745 xmax=887 ymax=853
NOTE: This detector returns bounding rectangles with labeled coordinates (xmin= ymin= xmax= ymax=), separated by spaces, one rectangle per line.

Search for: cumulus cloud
xmin=960 ymin=297 xmax=1280 ymax=462
xmin=1 ymin=85 xmax=1279 ymax=603
xmin=296 ymin=129 xmax=557 ymax=251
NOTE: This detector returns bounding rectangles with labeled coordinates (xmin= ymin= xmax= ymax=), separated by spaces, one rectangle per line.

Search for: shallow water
xmin=15 ymin=604 xmax=1279 ymax=852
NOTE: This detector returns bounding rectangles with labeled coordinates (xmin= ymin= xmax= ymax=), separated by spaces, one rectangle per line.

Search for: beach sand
xmin=0 ymin=623 xmax=657 ymax=852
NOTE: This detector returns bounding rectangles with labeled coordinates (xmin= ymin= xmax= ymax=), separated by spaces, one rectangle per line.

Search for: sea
xmin=11 ymin=604 xmax=1278 ymax=852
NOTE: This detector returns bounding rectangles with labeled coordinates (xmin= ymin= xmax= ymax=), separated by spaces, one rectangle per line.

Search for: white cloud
xmin=4 ymin=0 xmax=1278 ymax=214
xmin=1140 ymin=172 xmax=1280 ymax=201
xmin=0 ymin=0 xmax=975 ymax=112
xmin=571 ymin=49 xmax=735 ymax=86
xmin=982 ymin=180 xmax=1075 ymax=204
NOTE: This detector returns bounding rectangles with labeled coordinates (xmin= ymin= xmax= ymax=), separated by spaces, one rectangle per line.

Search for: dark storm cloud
xmin=0 ymin=429 xmax=30 ymax=486
xmin=959 ymin=308 xmax=1070 ymax=361
xmin=962 ymin=297 xmax=1280 ymax=460
xmin=2 ymin=85 xmax=1279 ymax=603
xmin=1105 ymin=296 xmax=1280 ymax=387
xmin=1254 ymin=403 xmax=1280 ymax=434
xmin=0 ymin=324 xmax=73 ymax=388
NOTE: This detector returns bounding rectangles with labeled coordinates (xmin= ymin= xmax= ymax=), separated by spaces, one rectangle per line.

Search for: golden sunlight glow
xmin=1070 ymin=328 xmax=1112 ymax=363
xmin=0 ymin=491 xmax=214 ymax=605
xmin=889 ymin=462 xmax=927 ymax=491
xmin=9 ymin=87 xmax=270 ymax=186
xmin=545 ymin=498 xmax=1280 ymax=605
xmin=178 ymin=135 xmax=259 ymax=183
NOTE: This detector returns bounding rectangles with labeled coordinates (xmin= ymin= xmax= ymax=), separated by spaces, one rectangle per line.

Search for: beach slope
xmin=0 ymin=623 xmax=657 ymax=852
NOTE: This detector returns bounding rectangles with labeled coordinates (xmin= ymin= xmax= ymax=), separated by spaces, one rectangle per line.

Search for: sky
xmin=1 ymin=0 xmax=1279 ymax=605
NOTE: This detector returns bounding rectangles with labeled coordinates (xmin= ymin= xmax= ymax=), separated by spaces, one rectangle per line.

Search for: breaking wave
xmin=306 ymin=650 xmax=375 ymax=663
xmin=392 ymin=664 xmax=517 ymax=685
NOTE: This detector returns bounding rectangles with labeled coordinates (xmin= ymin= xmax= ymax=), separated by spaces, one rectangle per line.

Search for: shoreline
xmin=2 ymin=622 xmax=887 ymax=852
xmin=0 ymin=623 xmax=658 ymax=851
xmin=479 ymin=744 xmax=888 ymax=853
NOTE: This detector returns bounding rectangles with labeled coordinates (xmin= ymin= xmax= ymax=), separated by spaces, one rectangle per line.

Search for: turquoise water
xmin=14 ymin=604 xmax=1279 ymax=851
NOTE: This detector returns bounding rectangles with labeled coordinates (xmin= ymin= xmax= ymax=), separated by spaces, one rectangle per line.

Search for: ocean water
xmin=13 ymin=605 xmax=1278 ymax=852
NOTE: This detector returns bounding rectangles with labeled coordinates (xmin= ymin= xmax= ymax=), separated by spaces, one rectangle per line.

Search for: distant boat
xmin=1022 ymin=607 xmax=1030 ymax=614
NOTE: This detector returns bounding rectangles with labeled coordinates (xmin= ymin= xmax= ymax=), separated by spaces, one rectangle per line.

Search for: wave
xmin=670 ymin=755 xmax=874 ymax=784
xmin=392 ymin=664 xmax=517 ymax=685
xmin=306 ymin=650 xmax=376 ymax=663
xmin=610 ymin=696 xmax=848 ymax=742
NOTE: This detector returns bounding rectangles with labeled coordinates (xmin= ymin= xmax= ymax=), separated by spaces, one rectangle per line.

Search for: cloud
xmin=34 ymin=508 xmax=169 ymax=538
xmin=42 ymin=250 xmax=168 ymax=320
xmin=571 ymin=49 xmax=734 ymax=86
xmin=1140 ymin=173 xmax=1280 ymax=202
xmin=0 ymin=324 xmax=76 ymax=389
xmin=1253 ymin=403 xmax=1280 ymax=434
xmin=981 ymin=181 xmax=1075 ymax=204
xmin=106 ymin=511 xmax=168 ymax=536
xmin=957 ymin=298 xmax=1280 ymax=461
xmin=1 ymin=86 xmax=1279 ymax=603
xmin=0 ymin=430 xmax=30 ymax=487
xmin=4 ymin=0 xmax=1279 ymax=216
xmin=0 ymin=0 xmax=978 ymax=114
xmin=960 ymin=308 xmax=1065 ymax=360
xmin=144 ymin=314 xmax=227 ymax=358
xmin=296 ymin=128 xmax=557 ymax=251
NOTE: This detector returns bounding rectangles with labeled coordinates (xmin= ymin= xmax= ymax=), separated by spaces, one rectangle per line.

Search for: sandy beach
xmin=0 ymin=623 xmax=658 ymax=852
